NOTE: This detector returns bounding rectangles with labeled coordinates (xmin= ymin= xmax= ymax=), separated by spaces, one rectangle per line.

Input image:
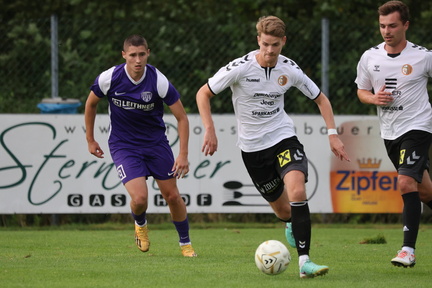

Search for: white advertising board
xmin=0 ymin=114 xmax=397 ymax=214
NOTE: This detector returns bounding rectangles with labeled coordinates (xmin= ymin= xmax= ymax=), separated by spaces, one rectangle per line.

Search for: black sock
xmin=278 ymin=217 xmax=291 ymax=223
xmin=402 ymin=192 xmax=421 ymax=249
xmin=291 ymin=201 xmax=311 ymax=256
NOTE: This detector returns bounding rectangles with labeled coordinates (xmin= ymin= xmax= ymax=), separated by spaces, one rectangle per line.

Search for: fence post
xmin=51 ymin=14 xmax=59 ymax=99
xmin=321 ymin=17 xmax=330 ymax=97
xmin=51 ymin=14 xmax=59 ymax=226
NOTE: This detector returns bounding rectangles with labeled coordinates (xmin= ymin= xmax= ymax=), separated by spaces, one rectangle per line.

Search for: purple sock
xmin=173 ymin=218 xmax=191 ymax=244
xmin=132 ymin=211 xmax=146 ymax=226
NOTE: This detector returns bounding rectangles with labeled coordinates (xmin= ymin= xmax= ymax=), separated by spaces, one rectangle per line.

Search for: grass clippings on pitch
xmin=359 ymin=233 xmax=387 ymax=244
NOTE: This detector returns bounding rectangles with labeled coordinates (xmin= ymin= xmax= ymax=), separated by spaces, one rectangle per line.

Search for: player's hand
xmin=201 ymin=129 xmax=218 ymax=156
xmin=375 ymin=85 xmax=393 ymax=106
xmin=172 ymin=154 xmax=189 ymax=179
xmin=88 ymin=141 xmax=104 ymax=158
xmin=329 ymin=135 xmax=350 ymax=162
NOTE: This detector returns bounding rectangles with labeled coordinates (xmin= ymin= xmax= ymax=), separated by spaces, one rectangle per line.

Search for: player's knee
xmin=288 ymin=189 xmax=306 ymax=202
xmin=398 ymin=175 xmax=417 ymax=193
xmin=163 ymin=191 xmax=183 ymax=205
xmin=131 ymin=194 xmax=148 ymax=207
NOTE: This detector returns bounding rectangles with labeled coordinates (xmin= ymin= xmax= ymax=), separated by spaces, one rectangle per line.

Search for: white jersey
xmin=208 ymin=50 xmax=320 ymax=152
xmin=355 ymin=41 xmax=432 ymax=140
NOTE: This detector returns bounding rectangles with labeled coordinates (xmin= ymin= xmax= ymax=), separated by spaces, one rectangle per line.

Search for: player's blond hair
xmin=256 ymin=16 xmax=286 ymax=38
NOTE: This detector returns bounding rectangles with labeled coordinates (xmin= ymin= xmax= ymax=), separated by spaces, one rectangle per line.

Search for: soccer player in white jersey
xmin=356 ymin=1 xmax=432 ymax=268
xmin=196 ymin=16 xmax=350 ymax=278
xmin=85 ymin=35 xmax=197 ymax=257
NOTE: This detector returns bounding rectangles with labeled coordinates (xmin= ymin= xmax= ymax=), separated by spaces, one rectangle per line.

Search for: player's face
xmin=122 ymin=45 xmax=150 ymax=76
xmin=257 ymin=33 xmax=286 ymax=67
xmin=379 ymin=11 xmax=408 ymax=52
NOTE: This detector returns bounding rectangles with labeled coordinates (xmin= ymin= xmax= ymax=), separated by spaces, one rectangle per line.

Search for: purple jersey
xmin=91 ymin=63 xmax=180 ymax=148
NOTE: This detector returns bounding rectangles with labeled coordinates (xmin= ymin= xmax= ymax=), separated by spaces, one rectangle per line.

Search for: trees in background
xmin=1 ymin=0 xmax=431 ymax=114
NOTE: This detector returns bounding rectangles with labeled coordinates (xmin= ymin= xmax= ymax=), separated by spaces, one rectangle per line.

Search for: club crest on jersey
xmin=401 ymin=64 xmax=413 ymax=75
xmin=141 ymin=91 xmax=152 ymax=102
xmin=278 ymin=75 xmax=288 ymax=86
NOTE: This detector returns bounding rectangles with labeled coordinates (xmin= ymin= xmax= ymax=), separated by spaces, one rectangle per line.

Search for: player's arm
xmin=357 ymin=87 xmax=393 ymax=106
xmin=314 ymin=92 xmax=350 ymax=162
xmin=84 ymin=91 xmax=104 ymax=158
xmin=196 ymin=84 xmax=218 ymax=156
xmin=169 ymin=99 xmax=190 ymax=178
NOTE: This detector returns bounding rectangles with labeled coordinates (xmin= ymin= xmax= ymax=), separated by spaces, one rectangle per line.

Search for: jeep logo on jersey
xmin=278 ymin=75 xmax=288 ymax=86
xmin=141 ymin=91 xmax=152 ymax=102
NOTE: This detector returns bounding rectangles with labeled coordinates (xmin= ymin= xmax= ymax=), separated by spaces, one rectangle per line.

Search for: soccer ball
xmin=255 ymin=240 xmax=291 ymax=275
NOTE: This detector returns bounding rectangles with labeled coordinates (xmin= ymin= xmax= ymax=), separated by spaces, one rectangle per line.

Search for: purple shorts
xmin=110 ymin=141 xmax=175 ymax=184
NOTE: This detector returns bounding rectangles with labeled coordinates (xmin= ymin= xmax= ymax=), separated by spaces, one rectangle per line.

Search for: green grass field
xmin=1 ymin=223 xmax=431 ymax=288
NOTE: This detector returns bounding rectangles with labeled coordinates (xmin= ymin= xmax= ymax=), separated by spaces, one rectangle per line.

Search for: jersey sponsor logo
xmin=401 ymin=64 xmax=413 ymax=75
xmin=141 ymin=91 xmax=152 ymax=102
xmin=246 ymin=78 xmax=260 ymax=82
xmin=260 ymin=99 xmax=275 ymax=106
xmin=252 ymin=107 xmax=280 ymax=117
xmin=115 ymin=91 xmax=126 ymax=96
xmin=382 ymin=106 xmax=403 ymax=112
xmin=112 ymin=98 xmax=155 ymax=111
xmin=253 ymin=92 xmax=282 ymax=99
xmin=384 ymin=78 xmax=401 ymax=98
xmin=277 ymin=149 xmax=304 ymax=167
xmin=278 ymin=75 xmax=288 ymax=86
xmin=382 ymin=78 xmax=403 ymax=113
xmin=278 ymin=149 xmax=291 ymax=167
xmin=256 ymin=178 xmax=281 ymax=194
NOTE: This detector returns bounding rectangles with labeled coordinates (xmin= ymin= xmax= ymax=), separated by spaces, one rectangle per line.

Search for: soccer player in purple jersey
xmin=85 ymin=34 xmax=196 ymax=257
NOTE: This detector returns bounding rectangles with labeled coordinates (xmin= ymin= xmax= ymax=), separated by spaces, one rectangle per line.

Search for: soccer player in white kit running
xmin=196 ymin=16 xmax=350 ymax=279
xmin=355 ymin=1 xmax=432 ymax=268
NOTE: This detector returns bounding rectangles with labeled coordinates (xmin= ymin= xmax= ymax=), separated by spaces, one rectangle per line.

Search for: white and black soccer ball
xmin=255 ymin=240 xmax=291 ymax=275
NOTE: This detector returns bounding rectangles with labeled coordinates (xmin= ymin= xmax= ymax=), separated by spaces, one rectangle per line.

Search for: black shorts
xmin=241 ymin=137 xmax=308 ymax=202
xmin=384 ymin=130 xmax=431 ymax=183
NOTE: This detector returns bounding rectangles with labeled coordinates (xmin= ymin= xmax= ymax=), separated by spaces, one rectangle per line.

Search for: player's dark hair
xmin=123 ymin=34 xmax=148 ymax=51
xmin=378 ymin=1 xmax=410 ymax=24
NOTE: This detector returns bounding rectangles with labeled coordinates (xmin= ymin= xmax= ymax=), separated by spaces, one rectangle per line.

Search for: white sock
xmin=402 ymin=246 xmax=414 ymax=254
xmin=299 ymin=255 xmax=310 ymax=267
xmin=135 ymin=220 xmax=147 ymax=227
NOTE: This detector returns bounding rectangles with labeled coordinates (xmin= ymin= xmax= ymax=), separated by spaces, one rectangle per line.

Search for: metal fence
xmin=1 ymin=16 xmax=431 ymax=114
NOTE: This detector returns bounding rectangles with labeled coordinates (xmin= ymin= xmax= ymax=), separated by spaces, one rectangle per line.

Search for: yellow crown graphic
xmin=357 ymin=158 xmax=382 ymax=169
